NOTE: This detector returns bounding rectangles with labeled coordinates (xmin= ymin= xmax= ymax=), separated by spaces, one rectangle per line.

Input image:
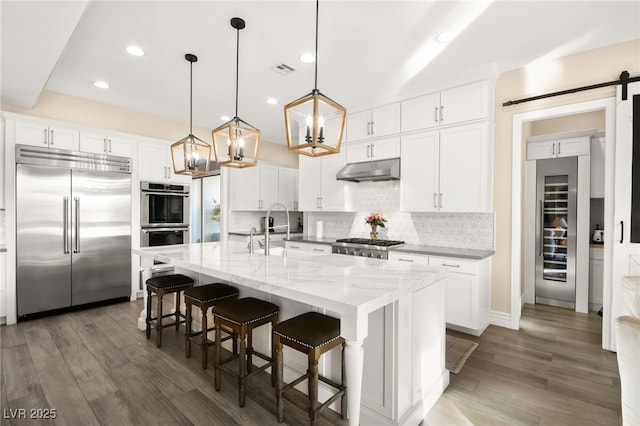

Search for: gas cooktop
xmin=334 ymin=238 xmax=405 ymax=247
xmin=332 ymin=238 xmax=405 ymax=259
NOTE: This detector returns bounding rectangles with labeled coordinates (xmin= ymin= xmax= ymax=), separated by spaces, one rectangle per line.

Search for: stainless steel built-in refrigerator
xmin=535 ymin=156 xmax=577 ymax=309
xmin=16 ymin=145 xmax=131 ymax=318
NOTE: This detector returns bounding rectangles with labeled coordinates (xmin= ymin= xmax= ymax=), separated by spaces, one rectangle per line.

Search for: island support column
xmin=344 ymin=340 xmax=365 ymax=425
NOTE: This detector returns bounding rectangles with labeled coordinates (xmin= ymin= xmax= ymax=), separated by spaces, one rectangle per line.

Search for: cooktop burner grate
xmin=334 ymin=238 xmax=405 ymax=247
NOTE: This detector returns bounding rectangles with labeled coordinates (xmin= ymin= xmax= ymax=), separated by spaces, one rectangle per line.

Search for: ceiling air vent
xmin=272 ymin=63 xmax=296 ymax=76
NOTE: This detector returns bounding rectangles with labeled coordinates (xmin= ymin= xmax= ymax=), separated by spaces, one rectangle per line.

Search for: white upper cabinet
xmin=259 ymin=164 xmax=279 ymax=210
xmin=439 ymin=122 xmax=490 ymax=212
xmin=137 ymin=138 xmax=191 ymax=184
xmin=400 ymin=131 xmax=439 ymax=212
xmin=347 ymin=103 xmax=401 ymax=142
xmin=401 ymin=81 xmax=489 ymax=132
xmin=230 ymin=165 xmax=261 ymax=210
xmin=346 ymin=137 xmax=400 ymax=164
xmin=401 ymin=121 xmax=490 ymax=213
xmin=591 ymin=135 xmax=605 ymax=198
xmin=526 ymin=135 xmax=590 ymax=160
xmin=229 ymin=163 xmax=296 ymax=211
xmin=15 ymin=118 xmax=79 ymax=151
xmin=298 ymin=149 xmax=355 ymax=212
xmin=278 ymin=167 xmax=297 ymax=211
xmin=80 ymin=131 xmax=133 ymax=157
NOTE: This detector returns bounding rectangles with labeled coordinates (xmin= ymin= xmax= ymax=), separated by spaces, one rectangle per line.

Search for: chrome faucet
xmin=264 ymin=202 xmax=290 ymax=256
xmin=248 ymin=227 xmax=257 ymax=253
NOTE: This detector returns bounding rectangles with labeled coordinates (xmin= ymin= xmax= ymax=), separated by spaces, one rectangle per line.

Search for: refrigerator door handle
xmin=539 ymin=200 xmax=544 ymax=256
xmin=73 ymin=197 xmax=80 ymax=253
xmin=63 ymin=196 xmax=70 ymax=254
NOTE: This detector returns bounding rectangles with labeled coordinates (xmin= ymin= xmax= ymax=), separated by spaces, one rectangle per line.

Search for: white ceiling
xmin=2 ymin=1 xmax=639 ymax=144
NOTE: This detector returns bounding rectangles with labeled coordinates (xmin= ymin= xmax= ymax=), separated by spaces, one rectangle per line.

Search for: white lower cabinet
xmin=589 ymin=247 xmax=604 ymax=311
xmin=361 ymin=279 xmax=447 ymax=424
xmin=387 ymin=251 xmax=430 ymax=265
xmin=429 ymin=255 xmax=491 ymax=336
xmin=389 ymin=251 xmax=491 ymax=336
xmin=283 ymin=241 xmax=331 ymax=255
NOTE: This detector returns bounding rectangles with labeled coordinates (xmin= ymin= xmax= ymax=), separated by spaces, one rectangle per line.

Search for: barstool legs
xmin=146 ymin=287 xmax=152 ymax=340
xmin=156 ymin=292 xmax=163 ymax=348
xmin=185 ymin=301 xmax=193 ymax=358
xmin=175 ymin=291 xmax=181 ymax=331
xmin=201 ymin=306 xmax=209 ymax=369
xmin=309 ymin=354 xmax=319 ymax=425
xmin=214 ymin=323 xmax=222 ymax=391
xmin=341 ymin=342 xmax=347 ymax=419
xmin=275 ymin=335 xmax=284 ymax=423
xmin=238 ymin=331 xmax=247 ymax=407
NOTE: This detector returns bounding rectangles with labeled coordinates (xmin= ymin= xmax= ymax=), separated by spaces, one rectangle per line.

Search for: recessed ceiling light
xmin=220 ymin=115 xmax=230 ymax=121
xmin=299 ymin=53 xmax=315 ymax=64
xmin=435 ymin=31 xmax=456 ymax=43
xmin=93 ymin=80 xmax=110 ymax=89
xmin=125 ymin=45 xmax=145 ymax=56
xmin=266 ymin=97 xmax=278 ymax=105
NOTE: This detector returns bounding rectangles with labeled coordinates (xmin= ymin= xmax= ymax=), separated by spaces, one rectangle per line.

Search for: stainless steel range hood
xmin=336 ymin=158 xmax=400 ymax=182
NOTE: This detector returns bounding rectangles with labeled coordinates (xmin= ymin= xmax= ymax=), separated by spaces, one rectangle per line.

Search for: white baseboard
xmin=490 ymin=310 xmax=513 ymax=329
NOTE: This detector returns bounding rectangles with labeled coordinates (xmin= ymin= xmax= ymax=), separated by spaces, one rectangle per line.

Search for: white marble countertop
xmin=133 ymin=241 xmax=445 ymax=327
xmin=390 ymin=244 xmax=494 ymax=260
xmin=133 ymin=241 xmax=447 ymax=426
xmin=229 ymin=229 xmax=303 ymax=236
xmin=284 ymin=236 xmax=494 ymax=259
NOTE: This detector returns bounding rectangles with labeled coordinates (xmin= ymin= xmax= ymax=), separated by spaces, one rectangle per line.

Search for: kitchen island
xmin=133 ymin=241 xmax=448 ymax=425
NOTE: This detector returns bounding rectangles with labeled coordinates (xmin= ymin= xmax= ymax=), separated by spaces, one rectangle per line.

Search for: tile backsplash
xmin=306 ymin=181 xmax=494 ymax=250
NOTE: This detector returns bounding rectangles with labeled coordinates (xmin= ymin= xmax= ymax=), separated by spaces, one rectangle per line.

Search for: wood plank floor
xmin=426 ymin=304 xmax=622 ymax=426
xmin=1 ymin=301 xmax=621 ymax=425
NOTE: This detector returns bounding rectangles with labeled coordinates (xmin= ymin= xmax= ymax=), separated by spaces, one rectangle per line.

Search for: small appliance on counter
xmin=261 ymin=216 xmax=275 ymax=233
xmin=592 ymin=225 xmax=604 ymax=243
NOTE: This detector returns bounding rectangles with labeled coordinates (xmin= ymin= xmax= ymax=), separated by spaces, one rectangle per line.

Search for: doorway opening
xmin=190 ymin=175 xmax=222 ymax=243
xmin=511 ymin=97 xmax=617 ymax=349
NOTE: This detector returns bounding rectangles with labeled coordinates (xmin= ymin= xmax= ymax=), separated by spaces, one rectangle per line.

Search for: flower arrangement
xmin=365 ymin=212 xmax=387 ymax=228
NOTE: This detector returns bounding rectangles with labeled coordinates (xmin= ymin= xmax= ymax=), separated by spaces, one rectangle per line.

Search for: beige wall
xmin=529 ymin=110 xmax=605 ymax=136
xmin=493 ymin=38 xmax=640 ymax=313
xmin=1 ymin=90 xmax=300 ymax=167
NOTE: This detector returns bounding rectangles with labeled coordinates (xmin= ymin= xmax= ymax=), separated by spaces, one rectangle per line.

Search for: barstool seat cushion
xmin=184 ymin=283 xmax=239 ymax=303
xmin=213 ymin=297 xmax=279 ymax=326
xmin=273 ymin=312 xmax=341 ymax=349
xmin=147 ymin=274 xmax=194 ymax=291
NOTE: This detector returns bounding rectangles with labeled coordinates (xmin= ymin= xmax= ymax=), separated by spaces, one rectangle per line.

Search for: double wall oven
xmin=140 ymin=181 xmax=190 ymax=247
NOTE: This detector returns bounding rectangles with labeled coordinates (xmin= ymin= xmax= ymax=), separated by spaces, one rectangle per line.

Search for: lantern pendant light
xmin=171 ymin=53 xmax=212 ymax=176
xmin=212 ymin=17 xmax=261 ymax=168
xmin=284 ymin=0 xmax=346 ymax=157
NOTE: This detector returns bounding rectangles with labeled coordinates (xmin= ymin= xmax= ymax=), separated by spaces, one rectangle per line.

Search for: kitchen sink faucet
xmin=264 ymin=203 xmax=290 ymax=256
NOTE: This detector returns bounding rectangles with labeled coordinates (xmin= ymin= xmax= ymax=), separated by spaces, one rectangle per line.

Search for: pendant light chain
xmin=235 ymin=26 xmax=240 ymax=119
xmin=314 ymin=0 xmax=319 ymax=91
xmin=189 ymin=58 xmax=193 ymax=135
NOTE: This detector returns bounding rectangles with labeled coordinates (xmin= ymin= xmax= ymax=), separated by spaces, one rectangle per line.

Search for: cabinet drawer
xmin=428 ymin=256 xmax=478 ymax=274
xmin=284 ymin=241 xmax=331 ymax=254
xmin=387 ymin=251 xmax=429 ymax=265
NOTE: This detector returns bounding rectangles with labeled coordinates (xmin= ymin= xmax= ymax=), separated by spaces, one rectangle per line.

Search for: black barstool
xmin=273 ymin=312 xmax=347 ymax=425
xmin=145 ymin=273 xmax=194 ymax=348
xmin=184 ymin=283 xmax=239 ymax=369
xmin=212 ymin=297 xmax=280 ymax=407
